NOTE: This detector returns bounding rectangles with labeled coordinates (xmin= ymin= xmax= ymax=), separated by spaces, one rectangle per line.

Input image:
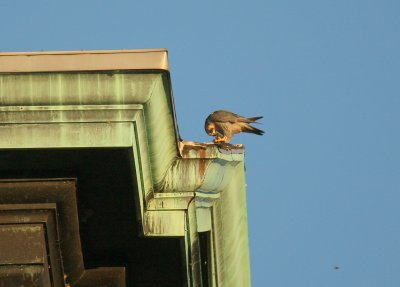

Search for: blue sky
xmin=1 ymin=1 xmax=400 ymax=286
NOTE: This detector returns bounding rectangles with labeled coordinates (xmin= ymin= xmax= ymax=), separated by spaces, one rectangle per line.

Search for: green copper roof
xmin=0 ymin=49 xmax=251 ymax=287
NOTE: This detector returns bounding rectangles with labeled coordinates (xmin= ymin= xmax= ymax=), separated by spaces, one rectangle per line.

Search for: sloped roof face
xmin=0 ymin=49 xmax=251 ymax=286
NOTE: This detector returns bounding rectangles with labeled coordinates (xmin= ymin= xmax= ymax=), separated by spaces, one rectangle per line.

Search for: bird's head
xmin=205 ymin=121 xmax=217 ymax=136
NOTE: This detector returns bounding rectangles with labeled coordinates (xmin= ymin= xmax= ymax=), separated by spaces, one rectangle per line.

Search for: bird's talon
xmin=213 ymin=136 xmax=227 ymax=143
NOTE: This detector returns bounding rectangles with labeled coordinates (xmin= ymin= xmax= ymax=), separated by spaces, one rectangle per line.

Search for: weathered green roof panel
xmin=144 ymin=73 xmax=180 ymax=190
xmin=0 ymin=73 xmax=157 ymax=105
xmin=213 ymin=161 xmax=251 ymax=286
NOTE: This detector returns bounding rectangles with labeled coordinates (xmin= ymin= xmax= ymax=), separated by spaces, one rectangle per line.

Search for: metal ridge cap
xmin=0 ymin=49 xmax=169 ymax=72
xmin=0 ymin=48 xmax=168 ymax=56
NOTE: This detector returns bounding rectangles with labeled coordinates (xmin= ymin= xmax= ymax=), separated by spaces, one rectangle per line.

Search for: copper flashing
xmin=0 ymin=49 xmax=169 ymax=73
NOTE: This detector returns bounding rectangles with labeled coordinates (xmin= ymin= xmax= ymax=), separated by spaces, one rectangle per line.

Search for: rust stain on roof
xmin=179 ymin=141 xmax=244 ymax=159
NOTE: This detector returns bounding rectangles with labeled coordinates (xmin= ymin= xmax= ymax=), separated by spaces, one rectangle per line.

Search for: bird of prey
xmin=205 ymin=110 xmax=264 ymax=143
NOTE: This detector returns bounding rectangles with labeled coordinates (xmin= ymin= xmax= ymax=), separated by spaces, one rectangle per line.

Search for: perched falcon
xmin=205 ymin=110 xmax=264 ymax=143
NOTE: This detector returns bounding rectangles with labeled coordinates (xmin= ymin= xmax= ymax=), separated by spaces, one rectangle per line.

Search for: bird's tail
xmin=243 ymin=124 xmax=265 ymax=135
xmin=247 ymin=116 xmax=263 ymax=122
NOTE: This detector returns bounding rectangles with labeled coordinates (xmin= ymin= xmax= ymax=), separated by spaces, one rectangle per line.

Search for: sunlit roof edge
xmin=0 ymin=49 xmax=169 ymax=72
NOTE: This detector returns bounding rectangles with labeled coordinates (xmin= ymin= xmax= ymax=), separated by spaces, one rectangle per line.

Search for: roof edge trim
xmin=0 ymin=49 xmax=169 ymax=73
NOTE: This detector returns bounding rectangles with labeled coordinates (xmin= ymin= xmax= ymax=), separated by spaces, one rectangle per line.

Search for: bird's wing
xmin=215 ymin=122 xmax=234 ymax=137
xmin=215 ymin=122 xmax=243 ymax=138
xmin=210 ymin=110 xmax=241 ymax=123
